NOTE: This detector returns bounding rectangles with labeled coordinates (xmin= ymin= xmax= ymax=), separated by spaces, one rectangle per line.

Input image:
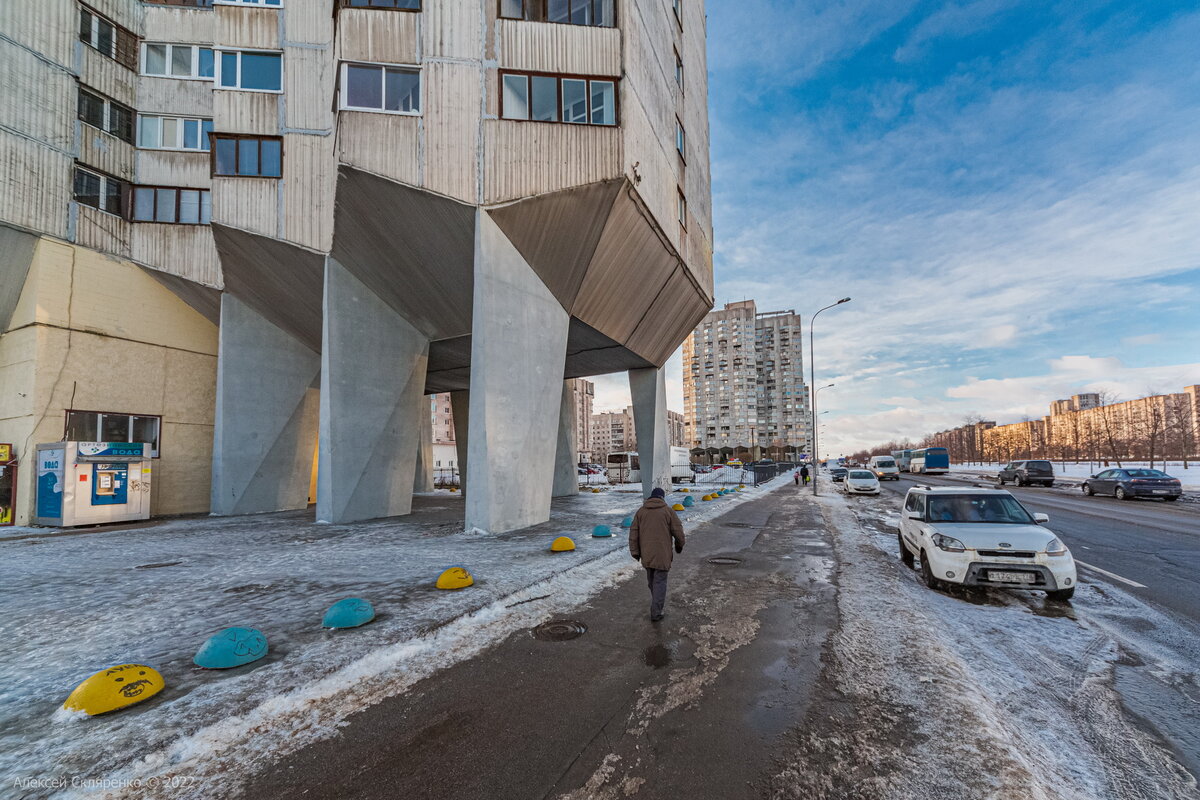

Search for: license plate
xmin=989 ymin=571 xmax=1035 ymax=584
xmin=1152 ymin=490 xmax=1168 ymax=494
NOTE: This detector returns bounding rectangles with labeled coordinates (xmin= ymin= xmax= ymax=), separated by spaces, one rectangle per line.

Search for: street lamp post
xmin=809 ymin=296 xmax=850 ymax=497
xmin=811 ymin=384 xmax=834 ymax=494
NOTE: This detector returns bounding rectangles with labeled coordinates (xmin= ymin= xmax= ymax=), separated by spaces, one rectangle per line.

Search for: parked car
xmin=897 ymin=486 xmax=1077 ymax=600
xmin=997 ymin=460 xmax=1055 ymax=487
xmin=1081 ymin=468 xmax=1182 ymax=501
xmin=842 ymin=469 xmax=880 ymax=495
xmin=829 ymin=467 xmax=849 ymax=483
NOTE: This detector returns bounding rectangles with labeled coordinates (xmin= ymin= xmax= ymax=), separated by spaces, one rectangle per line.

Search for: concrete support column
xmin=450 ymin=391 xmax=469 ymax=491
xmin=317 ymin=257 xmax=429 ymax=524
xmin=629 ymin=366 xmax=671 ymax=499
xmin=553 ymin=381 xmax=579 ymax=497
xmin=212 ymin=294 xmax=320 ymax=515
xmin=465 ymin=212 xmax=569 ymax=533
xmin=414 ymin=398 xmax=435 ymax=493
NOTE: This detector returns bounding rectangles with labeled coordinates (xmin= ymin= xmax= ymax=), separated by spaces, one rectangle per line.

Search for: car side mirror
xmin=1089 ymin=475 xmax=1097 ymax=479
xmin=905 ymin=510 xmax=923 ymax=520
xmin=1034 ymin=513 xmax=1049 ymax=524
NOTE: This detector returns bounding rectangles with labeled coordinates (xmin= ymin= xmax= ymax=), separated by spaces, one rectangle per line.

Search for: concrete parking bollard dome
xmin=63 ymin=664 xmax=165 ymax=716
xmin=437 ymin=566 xmax=474 ymax=590
xmin=194 ymin=627 xmax=268 ymax=669
xmin=672 ymin=503 xmax=685 ymax=511
xmin=551 ymin=536 xmax=576 ymax=552
xmin=683 ymin=496 xmax=695 ymax=507
xmin=593 ymin=524 xmax=613 ymax=538
xmin=323 ymin=598 xmax=376 ymax=629
xmin=620 ymin=517 xmax=633 ymax=528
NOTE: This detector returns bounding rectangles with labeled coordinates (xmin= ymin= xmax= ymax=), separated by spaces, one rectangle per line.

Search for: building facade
xmin=0 ymin=0 xmax=713 ymax=529
xmin=682 ymin=301 xmax=810 ymax=456
xmin=590 ymin=407 xmax=635 ymax=465
xmin=667 ymin=409 xmax=685 ymax=449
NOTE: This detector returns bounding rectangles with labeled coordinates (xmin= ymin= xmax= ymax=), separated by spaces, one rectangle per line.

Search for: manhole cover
xmin=135 ymin=561 xmax=182 ymax=569
xmin=708 ymin=557 xmax=742 ymax=565
xmin=724 ymin=522 xmax=756 ymax=529
xmin=532 ymin=620 xmax=587 ymax=641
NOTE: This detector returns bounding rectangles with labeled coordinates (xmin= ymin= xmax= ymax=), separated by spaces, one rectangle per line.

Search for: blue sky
xmin=595 ymin=0 xmax=1200 ymax=456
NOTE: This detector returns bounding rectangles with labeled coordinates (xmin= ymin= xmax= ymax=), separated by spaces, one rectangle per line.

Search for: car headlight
xmin=931 ymin=533 xmax=966 ymax=553
xmin=1045 ymin=537 xmax=1067 ymax=556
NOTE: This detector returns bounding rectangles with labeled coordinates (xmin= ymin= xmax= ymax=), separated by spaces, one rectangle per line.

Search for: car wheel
xmin=1115 ymin=486 xmax=1132 ymax=501
xmin=898 ymin=531 xmax=915 ymax=568
xmin=1014 ymin=475 xmax=1023 ymax=487
xmin=1164 ymin=496 xmax=1179 ymax=502
xmin=1047 ymin=587 xmax=1075 ymax=601
xmin=997 ymin=476 xmax=1006 ymax=485
xmin=1045 ymin=481 xmax=1054 ymax=488
xmin=919 ymin=550 xmax=942 ymax=590
xmin=1082 ymin=483 xmax=1094 ymax=496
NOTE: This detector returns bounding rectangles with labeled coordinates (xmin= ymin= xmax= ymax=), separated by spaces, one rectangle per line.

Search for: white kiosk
xmin=34 ymin=442 xmax=153 ymax=527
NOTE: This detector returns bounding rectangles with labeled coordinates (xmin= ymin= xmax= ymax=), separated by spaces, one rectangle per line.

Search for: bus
xmin=890 ymin=449 xmax=914 ymax=472
xmin=909 ymin=447 xmax=949 ymax=475
xmin=607 ymin=447 xmax=694 ymax=484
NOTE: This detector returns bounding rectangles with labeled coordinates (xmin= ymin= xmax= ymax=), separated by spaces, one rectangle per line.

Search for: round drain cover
xmin=532 ymin=620 xmax=588 ymax=641
xmin=708 ymin=557 xmax=742 ymax=565
xmin=135 ymin=561 xmax=182 ymax=570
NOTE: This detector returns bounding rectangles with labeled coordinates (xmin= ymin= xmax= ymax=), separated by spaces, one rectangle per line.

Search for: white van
xmin=869 ymin=455 xmax=901 ymax=481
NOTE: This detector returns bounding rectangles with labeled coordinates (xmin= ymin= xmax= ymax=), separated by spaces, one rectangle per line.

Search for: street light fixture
xmin=810 ymin=295 xmax=851 ymax=497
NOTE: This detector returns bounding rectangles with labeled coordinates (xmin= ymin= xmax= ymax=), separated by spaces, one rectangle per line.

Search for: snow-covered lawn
xmin=948 ymin=461 xmax=1200 ymax=491
xmin=0 ymin=480 xmax=787 ymax=799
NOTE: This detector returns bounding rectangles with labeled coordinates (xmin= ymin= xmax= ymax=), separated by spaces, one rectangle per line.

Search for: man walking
xmin=629 ymin=487 xmax=686 ymax=622
xmin=800 ymin=464 xmax=810 ymax=485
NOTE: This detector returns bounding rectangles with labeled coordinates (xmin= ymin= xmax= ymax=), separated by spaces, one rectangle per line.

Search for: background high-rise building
xmin=682 ymin=301 xmax=810 ymax=457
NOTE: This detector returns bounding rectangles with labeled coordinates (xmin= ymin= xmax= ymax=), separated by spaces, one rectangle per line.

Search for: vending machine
xmin=34 ymin=442 xmax=153 ymax=527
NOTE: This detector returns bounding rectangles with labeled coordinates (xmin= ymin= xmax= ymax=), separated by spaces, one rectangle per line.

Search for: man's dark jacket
xmin=629 ymin=497 xmax=686 ymax=570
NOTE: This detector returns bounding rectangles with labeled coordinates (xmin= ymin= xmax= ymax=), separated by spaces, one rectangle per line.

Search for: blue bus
xmin=890 ymin=449 xmax=914 ymax=471
xmin=909 ymin=447 xmax=949 ymax=475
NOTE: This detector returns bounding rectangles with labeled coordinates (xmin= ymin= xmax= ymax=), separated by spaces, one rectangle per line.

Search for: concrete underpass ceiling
xmin=139 ymin=266 xmax=222 ymax=325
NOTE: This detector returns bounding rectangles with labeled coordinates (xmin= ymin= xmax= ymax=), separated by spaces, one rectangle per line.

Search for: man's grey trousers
xmin=645 ymin=567 xmax=669 ymax=620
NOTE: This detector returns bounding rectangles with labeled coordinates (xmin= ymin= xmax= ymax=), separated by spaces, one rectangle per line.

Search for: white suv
xmin=897 ymin=486 xmax=1078 ymax=600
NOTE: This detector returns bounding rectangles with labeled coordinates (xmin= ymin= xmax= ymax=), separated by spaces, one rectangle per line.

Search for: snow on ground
xmin=767 ymin=484 xmax=1197 ymax=799
xmin=949 ymin=461 xmax=1200 ymax=491
xmin=0 ymin=479 xmax=788 ymax=800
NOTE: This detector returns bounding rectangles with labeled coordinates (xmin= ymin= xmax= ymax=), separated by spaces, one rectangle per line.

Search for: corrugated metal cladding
xmin=0 ymin=46 xmax=74 ymax=150
xmin=143 ymin=5 xmax=216 ymax=43
xmin=423 ymin=61 xmax=479 ymax=203
xmin=76 ymin=205 xmax=132 ymax=256
xmin=216 ymin=5 xmax=280 ymax=51
xmin=0 ymin=135 xmax=71 ymax=239
xmin=212 ymin=177 xmax=278 ymax=238
xmin=284 ymin=47 xmax=335 ymax=131
xmin=337 ymin=112 xmax=421 ymax=187
xmin=86 ymin=0 xmax=141 ymax=28
xmin=79 ymin=129 xmax=136 ymax=180
xmin=498 ymin=21 xmax=620 ymax=77
xmin=132 ymin=225 xmax=222 ymax=288
xmin=423 ymin=0 xmax=480 ymax=60
xmin=282 ymin=0 xmax=333 ymax=45
xmin=484 ymin=122 xmax=622 ymax=204
xmin=0 ymin=0 xmax=75 ymax=67
xmin=136 ymin=150 xmax=210 ymax=188
xmin=137 ymin=76 xmax=215 ymax=120
xmin=337 ymin=9 xmax=419 ymax=65
xmin=214 ymin=90 xmax=280 ymax=135
xmin=282 ymin=134 xmax=335 ymax=252
xmin=81 ymin=46 xmax=138 ymax=108
xmin=620 ymin=95 xmax=680 ymax=257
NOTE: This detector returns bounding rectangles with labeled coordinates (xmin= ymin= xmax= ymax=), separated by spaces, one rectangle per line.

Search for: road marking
xmin=1074 ymin=559 xmax=1147 ymax=589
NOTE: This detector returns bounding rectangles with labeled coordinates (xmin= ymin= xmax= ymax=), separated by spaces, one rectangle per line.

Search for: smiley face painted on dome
xmin=194 ymin=627 xmax=269 ymax=669
xmin=63 ymin=664 xmax=165 ymax=715
xmin=436 ymin=567 xmax=474 ymax=590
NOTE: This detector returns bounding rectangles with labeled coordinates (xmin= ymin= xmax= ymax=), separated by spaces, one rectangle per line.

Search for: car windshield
xmin=926 ymin=494 xmax=1034 ymax=524
xmin=1126 ymin=469 xmax=1168 ymax=478
xmin=875 ymin=460 xmax=895 ymax=467
xmin=848 ymin=471 xmax=875 ymax=479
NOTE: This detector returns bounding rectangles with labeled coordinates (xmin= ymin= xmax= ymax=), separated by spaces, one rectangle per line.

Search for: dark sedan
xmin=1081 ymin=468 xmax=1182 ymax=501
xmin=829 ymin=467 xmax=850 ymax=483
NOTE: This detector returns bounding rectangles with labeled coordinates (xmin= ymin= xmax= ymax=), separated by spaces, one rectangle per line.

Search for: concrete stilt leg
xmin=450 ymin=391 xmax=469 ymax=492
xmin=465 ymin=212 xmax=569 ymax=533
xmin=414 ymin=398 xmax=435 ymax=493
xmin=317 ymin=257 xmax=429 ymax=524
xmin=553 ymin=381 xmax=579 ymax=497
xmin=211 ymin=294 xmax=320 ymax=515
xmin=629 ymin=366 xmax=671 ymax=499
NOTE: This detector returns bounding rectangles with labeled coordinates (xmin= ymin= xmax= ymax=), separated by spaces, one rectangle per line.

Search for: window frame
xmin=73 ymin=166 xmax=128 ymax=217
xmin=79 ymin=6 xmax=118 ymax=59
xmin=214 ymin=48 xmax=284 ymax=92
xmin=131 ymin=185 xmax=213 ymax=225
xmin=137 ymin=114 xmax=215 ymax=151
xmin=78 ymin=85 xmax=135 ymax=144
xmin=497 ymin=0 xmax=616 ymax=27
xmin=677 ymin=188 xmax=687 ymax=230
xmin=675 ymin=116 xmax=687 ymax=162
xmin=337 ymin=0 xmax=423 ymax=10
xmin=63 ymin=410 xmax=162 ymax=459
xmin=214 ymin=0 xmax=282 ymax=6
xmin=498 ymin=70 xmax=619 ymax=127
xmin=674 ymin=47 xmax=684 ymax=93
xmin=141 ymin=42 xmax=216 ymax=80
xmin=338 ymin=61 xmax=423 ymax=116
xmin=209 ymin=133 xmax=285 ymax=178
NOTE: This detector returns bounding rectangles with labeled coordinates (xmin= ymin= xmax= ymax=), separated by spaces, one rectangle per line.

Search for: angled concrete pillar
xmin=212 ymin=295 xmax=320 ymax=515
xmin=466 ymin=212 xmax=569 ymax=533
xmin=553 ymin=381 xmax=579 ymax=497
xmin=450 ymin=391 xmax=469 ymax=491
xmin=317 ymin=258 xmax=429 ymax=524
xmin=630 ymin=366 xmax=671 ymax=499
xmin=414 ymin=399 xmax=435 ymax=493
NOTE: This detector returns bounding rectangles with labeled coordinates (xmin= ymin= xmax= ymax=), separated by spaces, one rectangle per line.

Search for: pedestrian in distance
xmin=794 ymin=470 xmax=800 ymax=486
xmin=629 ymin=487 xmax=686 ymax=622
xmin=800 ymin=464 xmax=810 ymax=485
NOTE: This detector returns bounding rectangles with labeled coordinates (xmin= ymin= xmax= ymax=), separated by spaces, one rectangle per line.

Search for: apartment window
xmin=673 ymin=0 xmax=682 ymax=25
xmin=65 ymin=411 xmax=161 ymax=457
xmin=79 ymin=7 xmax=116 ymax=57
xmin=677 ymin=189 xmax=687 ymax=228
xmin=212 ymin=134 xmax=283 ymax=177
xmin=74 ymin=167 xmax=126 ymax=216
xmin=216 ymin=50 xmax=282 ymax=91
xmin=501 ymin=72 xmax=616 ymax=126
xmin=143 ymin=43 xmax=215 ymax=79
xmin=215 ymin=0 xmax=281 ymax=5
xmin=138 ymin=115 xmax=214 ymax=151
xmin=499 ymin=0 xmax=614 ymax=27
xmin=78 ymin=88 xmax=134 ymax=143
xmin=676 ymin=118 xmax=686 ymax=159
xmin=675 ymin=49 xmax=684 ymax=92
xmin=340 ymin=63 xmax=420 ymax=113
xmin=341 ymin=0 xmax=421 ymax=8
xmin=132 ymin=186 xmax=212 ymax=224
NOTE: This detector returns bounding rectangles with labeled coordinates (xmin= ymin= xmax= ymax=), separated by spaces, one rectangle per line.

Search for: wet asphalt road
xmin=244 ymin=486 xmax=836 ymax=800
xmin=875 ymin=473 xmax=1200 ymax=624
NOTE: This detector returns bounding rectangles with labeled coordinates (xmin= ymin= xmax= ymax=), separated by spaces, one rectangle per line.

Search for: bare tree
xmin=1094 ymin=390 xmax=1125 ymax=467
xmin=1166 ymin=393 xmax=1195 ymax=470
xmin=1134 ymin=400 xmax=1166 ymax=470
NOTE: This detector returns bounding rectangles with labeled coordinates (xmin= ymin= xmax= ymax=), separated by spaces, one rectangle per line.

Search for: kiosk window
xmin=64 ymin=411 xmax=161 ymax=457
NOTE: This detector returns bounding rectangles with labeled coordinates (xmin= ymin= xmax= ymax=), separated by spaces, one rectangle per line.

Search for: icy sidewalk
xmin=0 ymin=480 xmax=787 ymax=800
